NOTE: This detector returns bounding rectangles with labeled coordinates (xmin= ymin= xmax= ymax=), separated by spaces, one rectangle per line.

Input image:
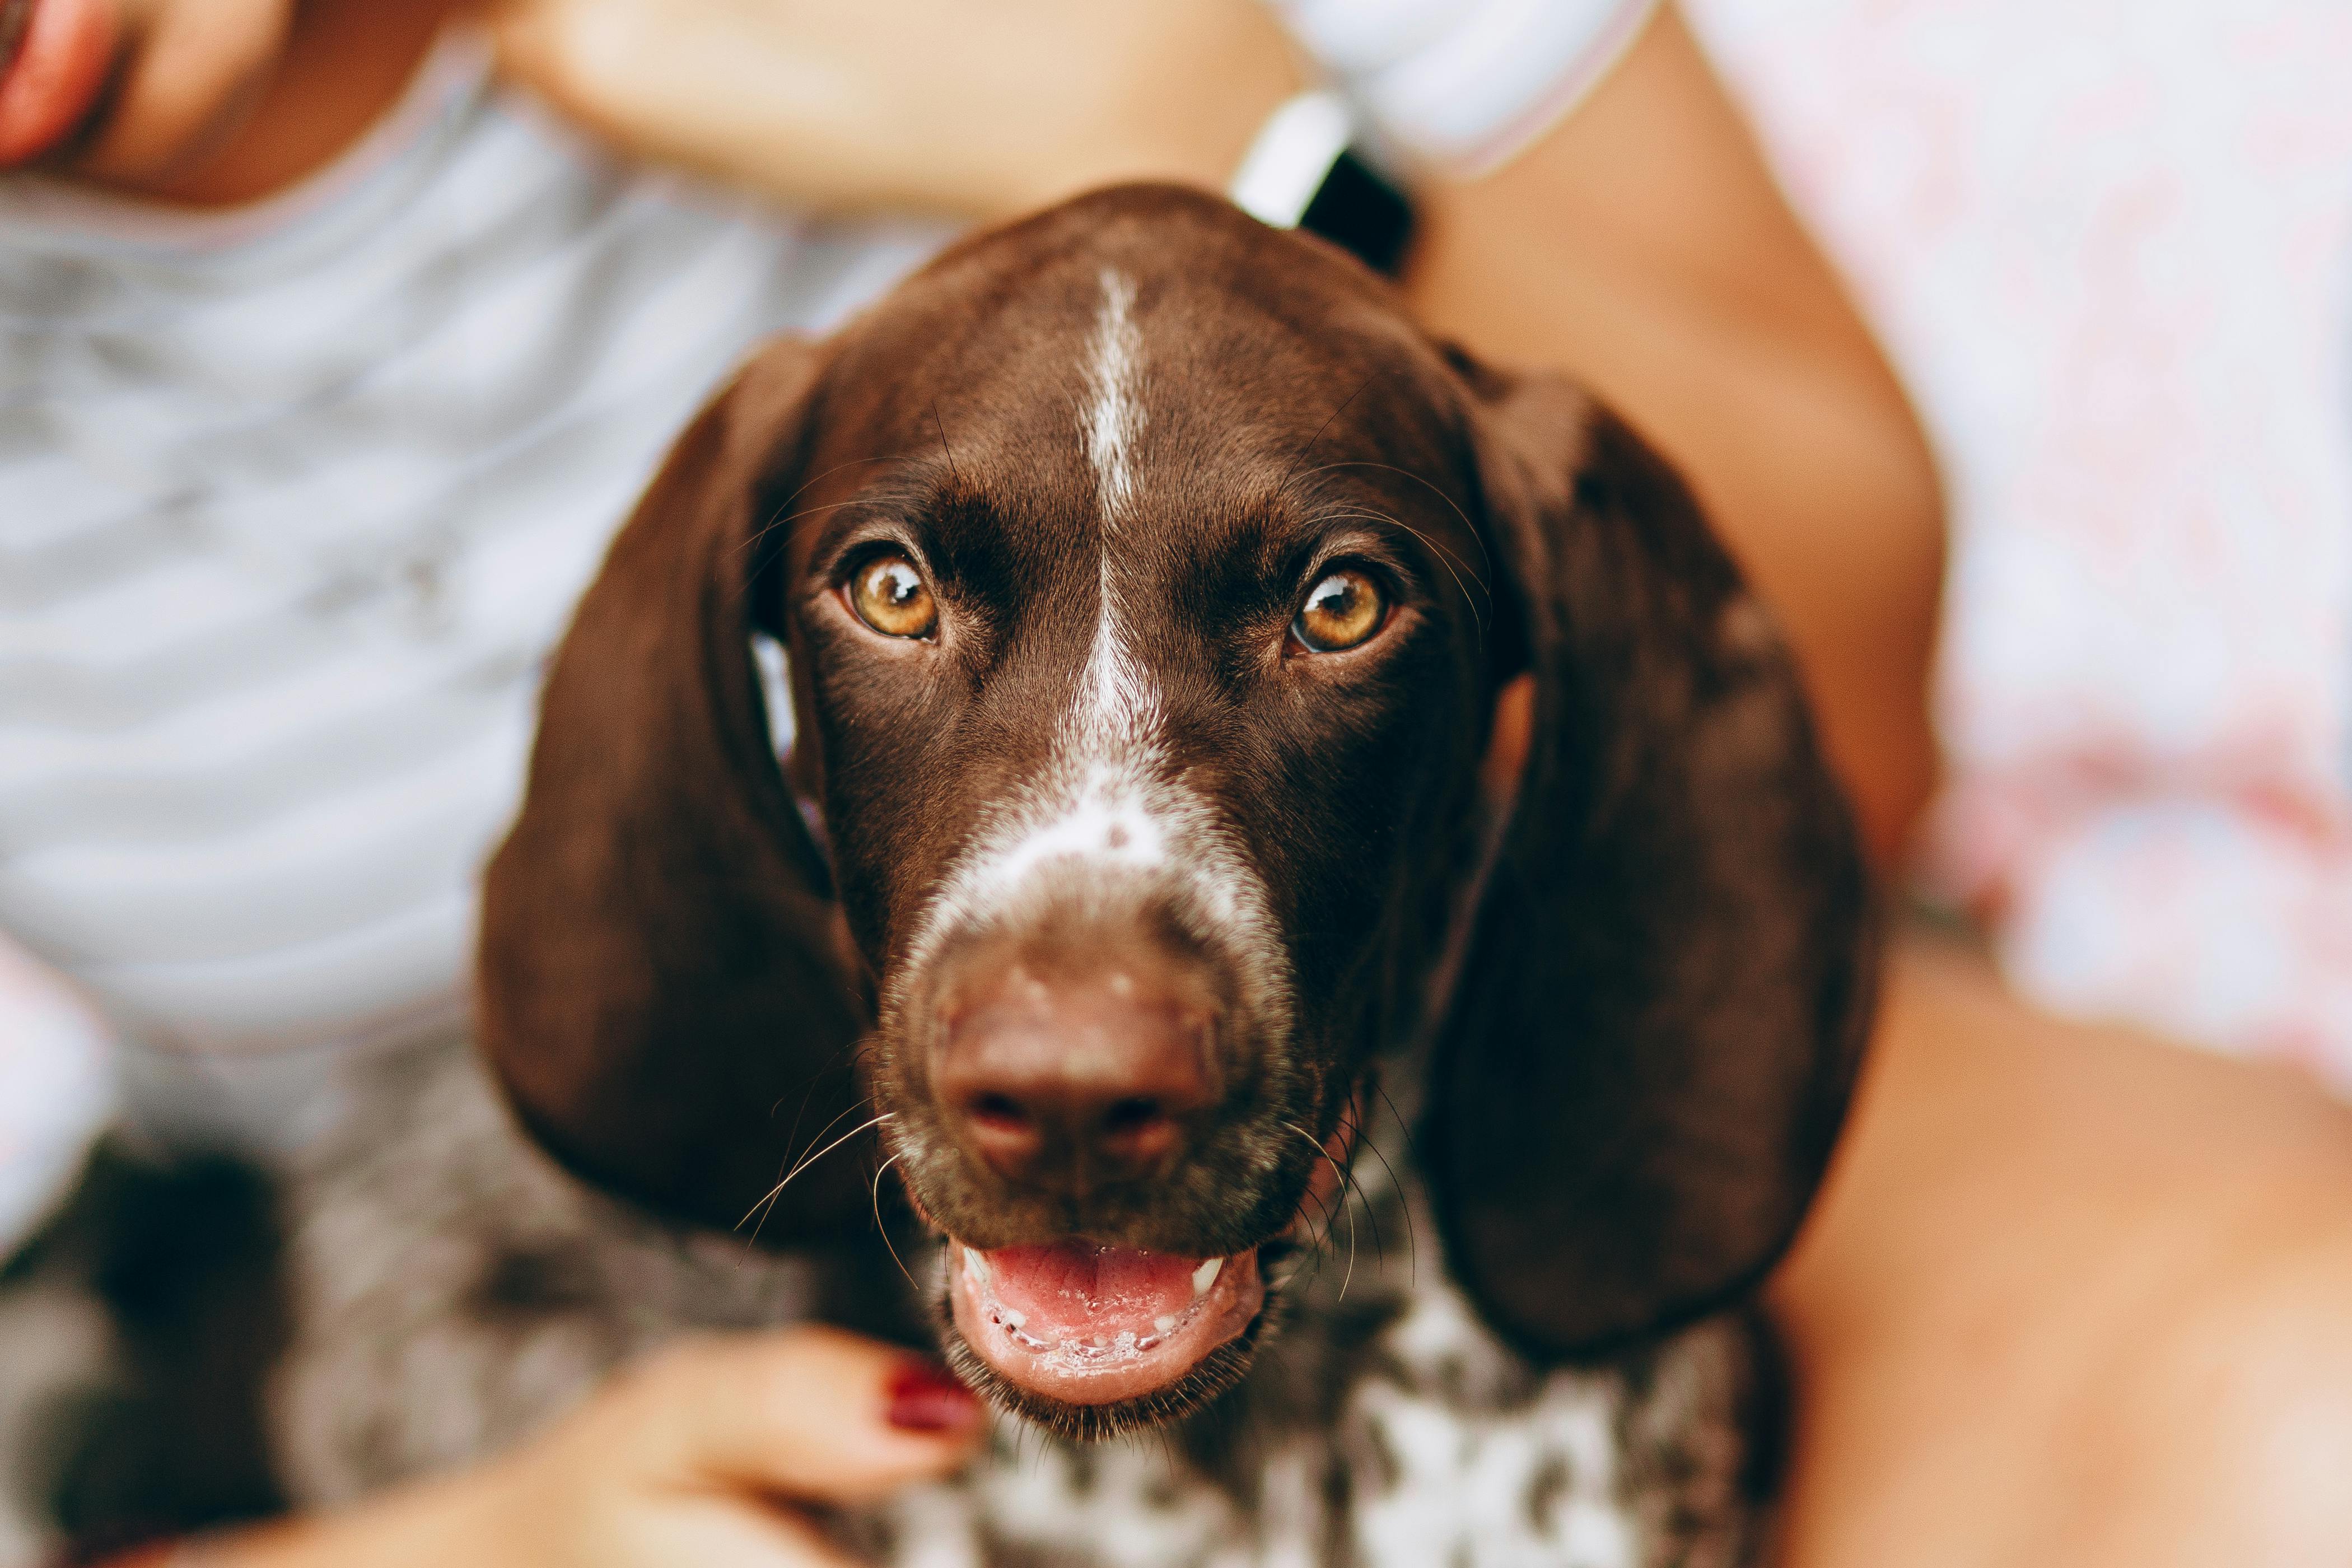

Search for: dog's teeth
xmin=1192 ymin=1257 xmax=1223 ymax=1297
xmin=963 ymin=1248 xmax=993 ymax=1290
xmin=1154 ymin=1314 xmax=1178 ymax=1334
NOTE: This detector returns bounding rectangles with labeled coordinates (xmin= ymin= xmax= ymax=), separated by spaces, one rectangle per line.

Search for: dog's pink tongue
xmin=983 ymin=1240 xmax=1205 ymax=1338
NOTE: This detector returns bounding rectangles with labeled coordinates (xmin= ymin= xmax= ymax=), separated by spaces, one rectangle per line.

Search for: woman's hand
xmin=207 ymin=1327 xmax=982 ymax=1568
xmin=487 ymin=0 xmax=1305 ymax=221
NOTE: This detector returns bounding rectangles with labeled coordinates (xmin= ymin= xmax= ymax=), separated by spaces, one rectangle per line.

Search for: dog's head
xmin=478 ymin=186 xmax=1875 ymax=1438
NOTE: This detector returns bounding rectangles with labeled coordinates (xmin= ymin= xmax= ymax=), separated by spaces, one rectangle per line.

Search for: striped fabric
xmin=0 ymin=29 xmax=940 ymax=1067
xmin=0 ymin=939 xmax=106 ymax=1250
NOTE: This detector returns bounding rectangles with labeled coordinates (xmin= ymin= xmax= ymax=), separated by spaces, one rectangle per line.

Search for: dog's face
xmin=479 ymin=187 xmax=1877 ymax=1443
xmin=771 ymin=249 xmax=1495 ymax=1429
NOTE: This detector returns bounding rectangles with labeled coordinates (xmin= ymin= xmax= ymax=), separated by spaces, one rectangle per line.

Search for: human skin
xmin=1770 ymin=931 xmax=2352 ymax=1567
xmin=13 ymin=1 xmax=2349 ymax=1561
xmin=214 ymin=1329 xmax=986 ymax=1568
xmin=0 ymin=0 xmax=458 ymax=201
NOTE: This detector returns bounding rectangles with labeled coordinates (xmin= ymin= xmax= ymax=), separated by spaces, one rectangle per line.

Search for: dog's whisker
xmin=730 ymin=449 xmax=918 ymax=565
xmin=1284 ymin=1120 xmax=1359 ymax=1302
xmin=1312 ymin=506 xmax=1491 ymax=634
xmin=736 ymin=1110 xmax=895 ymax=1238
xmin=1276 ymin=367 xmax=1386 ymax=494
xmin=730 ymin=489 xmax=931 ymax=577
xmin=770 ymin=1106 xmax=893 ymax=1205
xmin=1309 ymin=504 xmax=1489 ymax=591
xmin=871 ymin=1151 xmax=921 ymax=1293
xmin=1291 ymin=456 xmax=1495 ymax=580
xmin=1325 ymin=1122 xmax=1382 ymax=1281
xmin=730 ymin=479 xmax=938 ymax=600
xmin=930 ymin=399 xmax=963 ymax=487
xmin=778 ymin=1091 xmax=876 ymax=1184
xmin=1370 ymin=1080 xmax=1423 ymax=1290
xmin=743 ymin=1090 xmax=878 ymax=1249
xmin=1336 ymin=1096 xmax=1389 ymax=1269
xmin=734 ymin=1090 xmax=880 ymax=1261
xmin=1284 ymin=1141 xmax=1344 ymax=1279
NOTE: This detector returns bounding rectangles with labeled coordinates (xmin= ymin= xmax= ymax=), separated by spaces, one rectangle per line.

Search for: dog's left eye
xmin=1292 ymin=567 xmax=1387 ymax=653
xmin=847 ymin=551 xmax=938 ymax=638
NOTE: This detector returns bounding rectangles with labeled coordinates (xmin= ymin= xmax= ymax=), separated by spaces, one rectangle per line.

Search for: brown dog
xmin=2 ymin=185 xmax=1874 ymax=1564
xmin=475 ymin=181 xmax=1873 ymax=1452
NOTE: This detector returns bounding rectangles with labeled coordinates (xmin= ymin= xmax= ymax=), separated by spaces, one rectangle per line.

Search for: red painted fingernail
xmin=886 ymin=1359 xmax=979 ymax=1432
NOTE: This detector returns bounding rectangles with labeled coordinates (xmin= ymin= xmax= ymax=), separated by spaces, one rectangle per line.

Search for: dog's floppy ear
xmin=477 ymin=337 xmax=875 ymax=1242
xmin=1426 ymin=356 xmax=1878 ymax=1358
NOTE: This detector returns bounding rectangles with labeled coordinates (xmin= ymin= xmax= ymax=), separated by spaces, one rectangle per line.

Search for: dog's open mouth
xmin=946 ymin=1238 xmax=1267 ymax=1417
xmin=920 ymin=1107 xmax=1352 ymax=1438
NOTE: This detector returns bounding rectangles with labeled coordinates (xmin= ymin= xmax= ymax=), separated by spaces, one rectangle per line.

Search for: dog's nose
xmin=935 ymin=960 xmax=1219 ymax=1192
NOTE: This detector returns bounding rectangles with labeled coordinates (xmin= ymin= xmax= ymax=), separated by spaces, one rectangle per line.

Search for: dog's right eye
xmin=1291 ymin=566 xmax=1388 ymax=654
xmin=846 ymin=552 xmax=937 ymax=638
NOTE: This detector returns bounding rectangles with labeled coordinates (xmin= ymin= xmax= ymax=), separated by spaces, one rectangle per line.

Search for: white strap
xmin=1228 ymin=90 xmax=1355 ymax=230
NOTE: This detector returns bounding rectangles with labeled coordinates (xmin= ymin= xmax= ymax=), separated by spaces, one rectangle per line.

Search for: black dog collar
xmin=1230 ymin=89 xmax=1415 ymax=277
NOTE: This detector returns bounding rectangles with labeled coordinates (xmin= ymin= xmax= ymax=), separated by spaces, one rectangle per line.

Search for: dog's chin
xmin=939 ymin=1236 xmax=1277 ymax=1441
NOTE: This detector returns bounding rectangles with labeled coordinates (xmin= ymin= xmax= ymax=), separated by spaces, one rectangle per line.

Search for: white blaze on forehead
xmin=954 ymin=267 xmax=1168 ymax=897
xmin=1084 ymin=267 xmax=1140 ymax=516
xmin=1078 ymin=267 xmax=1155 ymax=752
xmin=888 ymin=269 xmax=1290 ymax=1042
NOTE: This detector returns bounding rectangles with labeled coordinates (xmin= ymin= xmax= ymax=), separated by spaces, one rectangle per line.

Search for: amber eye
xmin=1292 ymin=567 xmax=1387 ymax=653
xmin=847 ymin=551 xmax=937 ymax=638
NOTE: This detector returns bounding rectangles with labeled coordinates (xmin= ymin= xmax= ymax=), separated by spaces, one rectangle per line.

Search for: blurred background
xmin=0 ymin=0 xmax=2342 ymax=1523
xmin=3 ymin=0 xmax=2349 ymax=1365
xmin=2 ymin=0 xmax=2350 ymax=1559
xmin=1687 ymin=0 xmax=2352 ymax=1077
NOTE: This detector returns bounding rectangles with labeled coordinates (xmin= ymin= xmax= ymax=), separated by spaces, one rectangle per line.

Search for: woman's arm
xmin=1769 ymin=930 xmax=2352 ymax=1566
xmin=150 ymin=1328 xmax=979 ymax=1568
xmin=488 ymin=0 xmax=1305 ymax=221
xmin=1401 ymin=5 xmax=1945 ymax=860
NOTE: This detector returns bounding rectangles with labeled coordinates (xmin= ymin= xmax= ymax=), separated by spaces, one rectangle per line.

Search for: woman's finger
xmin=628 ymin=1327 xmax=984 ymax=1506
